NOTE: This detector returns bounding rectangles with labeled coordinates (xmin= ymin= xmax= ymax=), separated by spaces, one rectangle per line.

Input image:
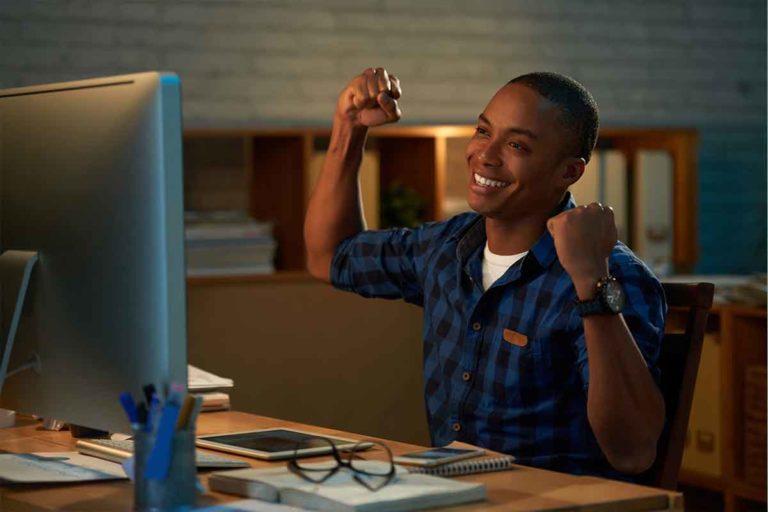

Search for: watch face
xmin=603 ymin=279 xmax=626 ymax=313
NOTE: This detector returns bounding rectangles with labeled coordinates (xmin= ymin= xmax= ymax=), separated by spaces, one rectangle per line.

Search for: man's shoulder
xmin=609 ymin=242 xmax=655 ymax=274
xmin=415 ymin=211 xmax=482 ymax=241
xmin=609 ymin=242 xmax=665 ymax=301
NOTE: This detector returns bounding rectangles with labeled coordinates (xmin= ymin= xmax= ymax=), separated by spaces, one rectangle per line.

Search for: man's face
xmin=465 ymin=83 xmax=575 ymax=221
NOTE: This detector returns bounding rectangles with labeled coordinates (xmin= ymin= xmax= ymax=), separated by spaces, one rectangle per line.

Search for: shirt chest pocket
xmin=497 ymin=322 xmax=577 ymax=368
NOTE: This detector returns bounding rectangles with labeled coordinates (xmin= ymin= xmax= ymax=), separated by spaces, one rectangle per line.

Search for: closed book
xmin=208 ymin=461 xmax=486 ymax=512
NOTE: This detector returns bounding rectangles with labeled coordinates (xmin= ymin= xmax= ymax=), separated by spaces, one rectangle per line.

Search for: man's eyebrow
xmin=477 ymin=114 xmax=539 ymax=140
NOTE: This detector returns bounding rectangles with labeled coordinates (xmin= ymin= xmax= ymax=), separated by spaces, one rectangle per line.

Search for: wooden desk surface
xmin=0 ymin=411 xmax=683 ymax=511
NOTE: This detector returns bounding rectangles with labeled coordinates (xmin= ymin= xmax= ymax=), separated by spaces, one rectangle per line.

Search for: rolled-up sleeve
xmin=331 ymin=227 xmax=428 ymax=306
xmin=573 ymin=248 xmax=667 ymax=391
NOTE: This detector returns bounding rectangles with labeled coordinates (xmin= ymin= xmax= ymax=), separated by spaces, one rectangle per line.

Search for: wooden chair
xmin=644 ymin=282 xmax=715 ymax=490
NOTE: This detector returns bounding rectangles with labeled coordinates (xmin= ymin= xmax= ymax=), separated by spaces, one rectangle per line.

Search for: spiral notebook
xmin=406 ymin=455 xmax=515 ymax=477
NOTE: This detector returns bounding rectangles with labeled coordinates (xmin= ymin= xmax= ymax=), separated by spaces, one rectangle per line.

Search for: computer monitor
xmin=0 ymin=72 xmax=187 ymax=435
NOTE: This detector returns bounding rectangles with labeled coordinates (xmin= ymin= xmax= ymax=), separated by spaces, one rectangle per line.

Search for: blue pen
xmin=144 ymin=391 xmax=182 ymax=480
xmin=146 ymin=393 xmax=161 ymax=433
xmin=119 ymin=392 xmax=141 ymax=430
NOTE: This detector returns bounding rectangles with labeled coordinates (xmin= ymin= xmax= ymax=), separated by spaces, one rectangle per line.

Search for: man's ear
xmin=559 ymin=157 xmax=586 ymax=186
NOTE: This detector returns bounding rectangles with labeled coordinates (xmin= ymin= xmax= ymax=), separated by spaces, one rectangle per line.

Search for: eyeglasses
xmin=287 ymin=437 xmax=396 ymax=492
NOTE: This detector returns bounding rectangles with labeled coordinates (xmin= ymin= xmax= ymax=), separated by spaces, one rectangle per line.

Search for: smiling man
xmin=304 ymin=68 xmax=667 ymax=481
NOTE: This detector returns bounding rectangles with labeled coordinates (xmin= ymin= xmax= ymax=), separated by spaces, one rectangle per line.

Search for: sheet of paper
xmin=196 ymin=499 xmax=310 ymax=511
xmin=0 ymin=452 xmax=127 ymax=483
xmin=189 ymin=364 xmax=235 ymax=391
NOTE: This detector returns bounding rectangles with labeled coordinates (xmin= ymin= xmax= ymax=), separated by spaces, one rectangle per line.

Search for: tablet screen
xmin=199 ymin=429 xmax=359 ymax=453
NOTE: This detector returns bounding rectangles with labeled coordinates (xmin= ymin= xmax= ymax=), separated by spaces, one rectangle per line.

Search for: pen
xmin=142 ymin=383 xmax=157 ymax=406
xmin=144 ymin=398 xmax=181 ymax=480
xmin=119 ymin=392 xmax=141 ymax=429
xmin=186 ymin=394 xmax=204 ymax=431
xmin=175 ymin=394 xmax=196 ymax=431
xmin=146 ymin=392 xmax=161 ymax=433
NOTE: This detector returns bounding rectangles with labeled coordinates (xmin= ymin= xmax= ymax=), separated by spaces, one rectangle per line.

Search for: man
xmin=304 ymin=68 xmax=666 ymax=480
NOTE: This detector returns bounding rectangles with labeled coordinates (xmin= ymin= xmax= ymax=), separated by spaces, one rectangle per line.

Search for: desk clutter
xmin=189 ymin=364 xmax=234 ymax=412
xmin=185 ymin=210 xmax=276 ymax=276
xmin=119 ymin=382 xmax=201 ymax=510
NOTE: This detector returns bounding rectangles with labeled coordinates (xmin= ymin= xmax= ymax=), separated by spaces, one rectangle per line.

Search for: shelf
xmin=182 ymin=126 xmax=701 ymax=273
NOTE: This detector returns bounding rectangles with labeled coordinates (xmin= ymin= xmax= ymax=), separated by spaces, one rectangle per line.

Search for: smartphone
xmin=392 ymin=447 xmax=485 ymax=467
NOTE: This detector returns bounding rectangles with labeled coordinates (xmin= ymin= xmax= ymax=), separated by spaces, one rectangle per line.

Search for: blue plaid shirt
xmin=331 ymin=193 xmax=666 ymax=479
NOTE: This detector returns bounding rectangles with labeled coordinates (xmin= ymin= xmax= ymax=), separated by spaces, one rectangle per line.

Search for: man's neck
xmin=483 ymin=193 xmax=567 ymax=255
xmin=484 ymin=215 xmax=546 ymax=255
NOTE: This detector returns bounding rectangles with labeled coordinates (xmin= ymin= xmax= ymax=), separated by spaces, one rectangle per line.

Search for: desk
xmin=0 ymin=411 xmax=683 ymax=511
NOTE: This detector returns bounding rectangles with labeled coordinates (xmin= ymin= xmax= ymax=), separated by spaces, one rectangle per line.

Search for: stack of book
xmin=188 ymin=365 xmax=234 ymax=412
xmin=184 ymin=211 xmax=276 ymax=277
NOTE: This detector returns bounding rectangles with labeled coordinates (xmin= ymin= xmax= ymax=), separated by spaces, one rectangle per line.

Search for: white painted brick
xmin=333 ymin=11 xmax=501 ymax=35
xmin=112 ymin=25 xmax=161 ymax=47
xmin=21 ymin=21 xmax=114 ymax=45
xmin=1 ymin=1 xmax=159 ymax=22
xmin=163 ymin=50 xmax=255 ymax=73
xmin=0 ymin=45 xmax=69 ymax=67
xmin=160 ymin=4 xmax=334 ymax=30
xmin=69 ymin=47 xmax=162 ymax=70
xmin=118 ymin=3 xmax=161 ymax=22
xmin=0 ymin=19 xmax=21 ymax=40
xmin=689 ymin=4 xmax=756 ymax=24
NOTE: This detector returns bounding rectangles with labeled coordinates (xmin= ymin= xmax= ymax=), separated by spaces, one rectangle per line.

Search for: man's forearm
xmin=304 ymin=120 xmax=368 ymax=282
xmin=582 ymin=313 xmax=665 ymax=474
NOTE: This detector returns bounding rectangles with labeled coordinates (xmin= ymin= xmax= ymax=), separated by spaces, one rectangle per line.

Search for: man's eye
xmin=474 ymin=126 xmax=489 ymax=136
xmin=508 ymin=141 xmax=527 ymax=151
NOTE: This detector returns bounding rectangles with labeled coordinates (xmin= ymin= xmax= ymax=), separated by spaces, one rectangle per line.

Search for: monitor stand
xmin=0 ymin=250 xmax=39 ymax=396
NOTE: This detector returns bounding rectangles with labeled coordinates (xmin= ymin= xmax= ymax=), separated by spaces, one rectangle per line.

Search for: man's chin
xmin=467 ymin=196 xmax=500 ymax=218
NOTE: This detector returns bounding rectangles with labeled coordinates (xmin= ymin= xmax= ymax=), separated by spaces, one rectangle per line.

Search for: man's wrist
xmin=329 ymin=117 xmax=368 ymax=155
xmin=571 ymin=264 xmax=609 ymax=300
xmin=573 ymin=276 xmax=601 ymax=300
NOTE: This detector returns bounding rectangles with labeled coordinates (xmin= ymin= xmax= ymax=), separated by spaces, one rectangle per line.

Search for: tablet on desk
xmin=195 ymin=428 xmax=374 ymax=460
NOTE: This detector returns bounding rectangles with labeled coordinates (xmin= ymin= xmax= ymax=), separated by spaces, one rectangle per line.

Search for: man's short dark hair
xmin=508 ymin=72 xmax=599 ymax=163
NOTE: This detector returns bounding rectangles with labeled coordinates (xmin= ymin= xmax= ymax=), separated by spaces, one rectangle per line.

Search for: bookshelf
xmin=182 ymin=126 xmax=699 ymax=279
xmin=675 ymin=305 xmax=767 ymax=512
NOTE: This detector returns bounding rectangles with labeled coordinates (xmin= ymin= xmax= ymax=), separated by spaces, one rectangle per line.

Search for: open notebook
xmin=208 ymin=461 xmax=486 ymax=512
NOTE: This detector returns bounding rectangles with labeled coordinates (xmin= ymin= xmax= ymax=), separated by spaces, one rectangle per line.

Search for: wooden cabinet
xmin=182 ymin=126 xmax=699 ymax=278
xmin=677 ymin=305 xmax=767 ymax=512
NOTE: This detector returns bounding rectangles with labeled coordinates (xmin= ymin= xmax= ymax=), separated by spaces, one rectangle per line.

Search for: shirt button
xmin=462 ymin=372 xmax=471 ymax=382
xmin=472 ymin=322 xmax=481 ymax=331
xmin=452 ymin=422 xmax=462 ymax=432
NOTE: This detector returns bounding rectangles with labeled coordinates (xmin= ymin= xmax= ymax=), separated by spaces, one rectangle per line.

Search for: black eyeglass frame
xmin=287 ymin=437 xmax=396 ymax=492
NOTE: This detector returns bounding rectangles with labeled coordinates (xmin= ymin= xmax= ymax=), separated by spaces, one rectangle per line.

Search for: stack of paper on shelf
xmin=208 ymin=461 xmax=486 ymax=512
xmin=185 ymin=211 xmax=276 ymax=276
xmin=189 ymin=365 xmax=234 ymax=412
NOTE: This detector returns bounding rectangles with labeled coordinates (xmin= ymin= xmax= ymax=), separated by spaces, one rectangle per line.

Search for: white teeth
xmin=473 ymin=173 xmax=509 ymax=188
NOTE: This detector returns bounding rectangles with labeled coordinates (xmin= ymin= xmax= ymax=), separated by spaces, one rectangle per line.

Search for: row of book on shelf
xmin=185 ymin=210 xmax=276 ymax=277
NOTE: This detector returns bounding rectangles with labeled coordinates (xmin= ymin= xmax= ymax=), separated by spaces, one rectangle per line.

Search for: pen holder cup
xmin=132 ymin=428 xmax=198 ymax=511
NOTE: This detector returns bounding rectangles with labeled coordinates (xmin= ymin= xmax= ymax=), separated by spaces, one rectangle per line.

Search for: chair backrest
xmin=645 ymin=282 xmax=715 ymax=490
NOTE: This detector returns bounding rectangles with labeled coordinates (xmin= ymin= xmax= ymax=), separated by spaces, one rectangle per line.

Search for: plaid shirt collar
xmin=452 ymin=192 xmax=577 ymax=285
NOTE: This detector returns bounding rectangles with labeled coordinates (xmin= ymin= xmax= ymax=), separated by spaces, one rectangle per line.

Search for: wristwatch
xmin=575 ymin=276 xmax=626 ymax=316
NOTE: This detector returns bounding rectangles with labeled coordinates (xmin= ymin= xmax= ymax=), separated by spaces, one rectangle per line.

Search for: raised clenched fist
xmin=335 ymin=67 xmax=402 ymax=128
xmin=547 ymin=202 xmax=617 ymax=297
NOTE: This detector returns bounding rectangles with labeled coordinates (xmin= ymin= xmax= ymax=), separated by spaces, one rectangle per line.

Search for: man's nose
xmin=479 ymin=138 xmax=503 ymax=167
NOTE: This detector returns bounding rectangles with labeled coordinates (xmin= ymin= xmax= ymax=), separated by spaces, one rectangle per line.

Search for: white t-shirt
xmin=482 ymin=242 xmax=528 ymax=291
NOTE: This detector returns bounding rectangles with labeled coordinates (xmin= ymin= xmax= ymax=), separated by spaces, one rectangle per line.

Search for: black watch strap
xmin=575 ymin=276 xmax=625 ymax=317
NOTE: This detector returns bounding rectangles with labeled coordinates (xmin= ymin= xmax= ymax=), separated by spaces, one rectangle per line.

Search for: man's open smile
xmin=473 ymin=172 xmax=511 ymax=189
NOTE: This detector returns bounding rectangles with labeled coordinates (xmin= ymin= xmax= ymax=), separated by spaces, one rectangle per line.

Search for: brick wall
xmin=0 ymin=0 xmax=765 ymax=273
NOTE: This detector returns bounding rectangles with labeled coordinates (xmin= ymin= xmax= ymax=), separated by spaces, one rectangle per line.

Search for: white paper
xmin=0 ymin=452 xmax=127 ymax=483
xmin=196 ymin=498 xmax=310 ymax=511
xmin=189 ymin=364 xmax=235 ymax=391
